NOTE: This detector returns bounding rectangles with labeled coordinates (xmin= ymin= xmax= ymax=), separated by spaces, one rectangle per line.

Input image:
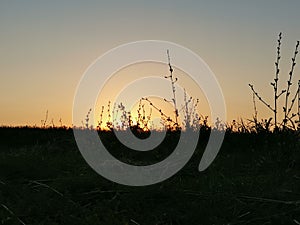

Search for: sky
xmin=1 ymin=0 xmax=300 ymax=127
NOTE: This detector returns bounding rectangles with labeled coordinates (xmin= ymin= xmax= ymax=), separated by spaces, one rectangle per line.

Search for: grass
xmin=0 ymin=127 xmax=299 ymax=225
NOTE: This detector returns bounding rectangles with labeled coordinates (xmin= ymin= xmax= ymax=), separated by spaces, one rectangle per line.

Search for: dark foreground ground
xmin=0 ymin=127 xmax=299 ymax=225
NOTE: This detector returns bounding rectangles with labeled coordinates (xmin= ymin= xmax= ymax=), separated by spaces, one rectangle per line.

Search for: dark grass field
xmin=0 ymin=127 xmax=299 ymax=225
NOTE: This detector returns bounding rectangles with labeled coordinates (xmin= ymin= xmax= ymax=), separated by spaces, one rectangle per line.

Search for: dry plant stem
xmin=190 ymin=98 xmax=200 ymax=126
xmin=112 ymin=102 xmax=117 ymax=126
xmin=248 ymin=34 xmax=300 ymax=130
xmin=184 ymin=89 xmax=189 ymax=119
xmin=1 ymin=204 xmax=26 ymax=225
xmin=106 ymin=101 xmax=112 ymax=129
xmin=183 ymin=89 xmax=190 ymax=128
xmin=283 ymin=40 xmax=299 ymax=126
xmin=273 ymin=32 xmax=282 ymax=128
xmin=147 ymin=107 xmax=152 ymax=128
xmin=252 ymin=92 xmax=258 ymax=120
xmin=141 ymin=97 xmax=177 ymax=126
xmin=29 ymin=180 xmax=77 ymax=206
xmin=85 ymin=108 xmax=92 ymax=129
xmin=130 ymin=219 xmax=141 ymax=225
xmin=98 ymin=106 xmax=104 ymax=129
xmin=237 ymin=194 xmax=300 ymax=205
xmin=166 ymin=50 xmax=179 ymax=126
xmin=141 ymin=104 xmax=148 ymax=128
xmin=30 ymin=180 xmax=64 ymax=197
xmin=117 ymin=103 xmax=127 ymax=129
xmin=294 ymin=219 xmax=300 ymax=225
xmin=286 ymin=82 xmax=300 ymax=119
xmin=128 ymin=111 xmax=132 ymax=128
xmin=298 ymin=80 xmax=300 ymax=126
xmin=107 ymin=101 xmax=111 ymax=124
xmin=181 ymin=89 xmax=196 ymax=129
xmin=248 ymin=84 xmax=275 ymax=113
xmin=44 ymin=110 xmax=48 ymax=127
xmin=178 ymin=95 xmax=192 ymax=113
xmin=137 ymin=99 xmax=142 ymax=127
xmin=41 ymin=110 xmax=48 ymax=128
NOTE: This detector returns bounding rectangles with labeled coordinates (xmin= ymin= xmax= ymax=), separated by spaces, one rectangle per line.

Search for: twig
xmin=30 ymin=180 xmax=64 ymax=197
xmin=294 ymin=219 xmax=300 ymax=225
xmin=41 ymin=110 xmax=48 ymax=128
xmin=29 ymin=180 xmax=77 ymax=206
xmin=130 ymin=219 xmax=141 ymax=225
xmin=98 ymin=105 xmax=104 ymax=130
xmin=273 ymin=32 xmax=283 ymax=127
xmin=283 ymin=40 xmax=299 ymax=126
xmin=81 ymin=189 xmax=129 ymax=195
xmin=248 ymin=84 xmax=275 ymax=113
xmin=238 ymin=195 xmax=300 ymax=205
xmin=248 ymin=33 xmax=300 ymax=130
xmin=105 ymin=101 xmax=113 ymax=129
xmin=165 ymin=50 xmax=179 ymax=127
xmin=85 ymin=108 xmax=92 ymax=129
xmin=238 ymin=211 xmax=251 ymax=218
xmin=1 ymin=203 xmax=26 ymax=225
xmin=287 ymin=83 xmax=300 ymax=117
xmin=252 ymin=92 xmax=258 ymax=121
xmin=298 ymin=80 xmax=300 ymax=128
xmin=141 ymin=97 xmax=177 ymax=127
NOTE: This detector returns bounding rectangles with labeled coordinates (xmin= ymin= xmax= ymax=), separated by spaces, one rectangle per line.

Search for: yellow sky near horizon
xmin=1 ymin=1 xmax=300 ymax=128
xmin=93 ymin=62 xmax=211 ymax=130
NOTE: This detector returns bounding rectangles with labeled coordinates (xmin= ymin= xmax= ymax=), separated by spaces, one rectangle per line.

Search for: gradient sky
xmin=1 ymin=0 xmax=300 ymax=127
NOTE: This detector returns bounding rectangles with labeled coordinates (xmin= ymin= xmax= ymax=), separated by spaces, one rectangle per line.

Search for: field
xmin=0 ymin=127 xmax=299 ymax=225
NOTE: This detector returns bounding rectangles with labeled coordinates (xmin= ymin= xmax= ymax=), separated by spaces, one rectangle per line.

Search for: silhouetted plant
xmin=117 ymin=102 xmax=130 ymax=130
xmin=298 ymin=80 xmax=300 ymax=129
xmin=85 ymin=108 xmax=92 ymax=129
xmin=41 ymin=110 xmax=48 ymax=128
xmin=141 ymin=97 xmax=177 ymax=130
xmin=97 ymin=106 xmax=104 ymax=130
xmin=237 ymin=118 xmax=251 ymax=133
xmin=112 ymin=102 xmax=117 ymax=127
xmin=214 ymin=117 xmax=225 ymax=131
xmin=252 ymin=92 xmax=258 ymax=122
xmin=59 ymin=118 xmax=63 ymax=128
xmin=283 ymin=40 xmax=299 ymax=127
xmin=180 ymin=89 xmax=200 ymax=130
xmin=50 ymin=118 xmax=55 ymax=128
xmin=164 ymin=50 xmax=179 ymax=128
xmin=249 ymin=33 xmax=300 ymax=130
xmin=106 ymin=101 xmax=113 ymax=129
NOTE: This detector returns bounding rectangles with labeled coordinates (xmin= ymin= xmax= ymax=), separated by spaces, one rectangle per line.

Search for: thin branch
xmin=287 ymin=84 xmax=300 ymax=117
xmin=141 ymin=97 xmax=177 ymax=127
xmin=298 ymin=81 xmax=300 ymax=128
xmin=283 ymin=40 xmax=299 ymax=126
xmin=165 ymin=50 xmax=179 ymax=126
xmin=1 ymin=204 xmax=26 ymax=225
xmin=249 ymin=84 xmax=275 ymax=112
xmin=252 ymin=92 xmax=258 ymax=120
xmin=130 ymin=219 xmax=141 ymax=225
xmin=237 ymin=194 xmax=300 ymax=205
xmin=273 ymin=32 xmax=283 ymax=127
xmin=29 ymin=180 xmax=77 ymax=206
